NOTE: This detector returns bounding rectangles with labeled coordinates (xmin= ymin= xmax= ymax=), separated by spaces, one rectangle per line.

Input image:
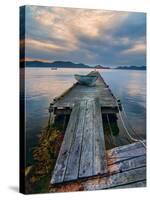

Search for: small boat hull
xmin=74 ymin=74 xmax=97 ymax=86
xmin=51 ymin=67 xmax=57 ymax=70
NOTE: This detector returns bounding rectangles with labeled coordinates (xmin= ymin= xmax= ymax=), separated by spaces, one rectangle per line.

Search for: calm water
xmin=25 ymin=68 xmax=146 ymax=166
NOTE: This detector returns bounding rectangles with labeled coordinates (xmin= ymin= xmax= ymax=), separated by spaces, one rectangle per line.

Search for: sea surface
xmin=24 ymin=68 xmax=146 ymax=166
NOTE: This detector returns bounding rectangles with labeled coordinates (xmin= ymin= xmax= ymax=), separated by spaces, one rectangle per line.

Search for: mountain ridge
xmin=21 ymin=60 xmax=146 ymax=70
xmin=23 ymin=60 xmax=110 ymax=69
xmin=115 ymin=66 xmax=146 ymax=70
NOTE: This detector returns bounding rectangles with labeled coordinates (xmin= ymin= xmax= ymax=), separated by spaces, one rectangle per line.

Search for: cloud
xmin=24 ymin=6 xmax=146 ymax=66
xmin=25 ymin=38 xmax=70 ymax=52
xmin=121 ymin=42 xmax=146 ymax=55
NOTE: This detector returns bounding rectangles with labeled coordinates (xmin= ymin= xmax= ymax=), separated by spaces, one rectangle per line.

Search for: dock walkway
xmin=51 ymin=71 xmax=119 ymax=113
xmin=51 ymin=99 xmax=107 ymax=184
xmin=49 ymin=71 xmax=146 ymax=187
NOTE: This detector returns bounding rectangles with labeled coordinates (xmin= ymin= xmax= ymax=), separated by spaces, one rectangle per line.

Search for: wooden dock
xmin=51 ymin=99 xmax=107 ymax=184
xmin=50 ymin=141 xmax=146 ymax=192
xmin=49 ymin=71 xmax=146 ymax=188
xmin=50 ymin=71 xmax=119 ymax=115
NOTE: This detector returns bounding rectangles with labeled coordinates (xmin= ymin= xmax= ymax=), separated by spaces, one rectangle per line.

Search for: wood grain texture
xmin=107 ymin=140 xmax=146 ymax=157
xmin=79 ymin=100 xmax=94 ymax=178
xmin=107 ymin=144 xmax=146 ymax=165
xmin=51 ymin=99 xmax=107 ymax=184
xmin=51 ymin=103 xmax=80 ymax=184
xmin=112 ymin=180 xmax=146 ymax=189
xmin=93 ymin=99 xmax=107 ymax=175
xmin=64 ymin=101 xmax=87 ymax=181
xmin=108 ymin=154 xmax=146 ymax=174
xmin=84 ymin=167 xmax=146 ymax=190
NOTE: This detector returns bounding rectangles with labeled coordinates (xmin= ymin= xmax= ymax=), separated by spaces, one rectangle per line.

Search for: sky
xmin=21 ymin=6 xmax=146 ymax=67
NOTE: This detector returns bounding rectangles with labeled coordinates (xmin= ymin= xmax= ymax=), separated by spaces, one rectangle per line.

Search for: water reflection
xmin=101 ymin=70 xmax=146 ymax=137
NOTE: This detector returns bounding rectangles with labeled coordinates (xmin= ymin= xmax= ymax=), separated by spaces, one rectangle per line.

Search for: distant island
xmin=21 ymin=60 xmax=146 ymax=70
xmin=24 ymin=60 xmax=110 ymax=69
xmin=95 ymin=65 xmax=110 ymax=69
xmin=115 ymin=66 xmax=146 ymax=70
xmin=24 ymin=61 xmax=93 ymax=68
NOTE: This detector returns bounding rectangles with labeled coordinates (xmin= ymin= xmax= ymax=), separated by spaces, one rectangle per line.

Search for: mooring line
xmin=121 ymin=105 xmax=145 ymax=141
xmin=117 ymin=103 xmax=146 ymax=148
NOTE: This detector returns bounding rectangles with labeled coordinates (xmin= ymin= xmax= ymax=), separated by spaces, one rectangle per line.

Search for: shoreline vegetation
xmin=20 ymin=60 xmax=146 ymax=70
xmin=25 ymin=123 xmax=64 ymax=194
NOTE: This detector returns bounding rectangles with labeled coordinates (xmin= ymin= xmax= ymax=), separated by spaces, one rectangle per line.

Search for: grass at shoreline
xmin=25 ymin=125 xmax=64 ymax=194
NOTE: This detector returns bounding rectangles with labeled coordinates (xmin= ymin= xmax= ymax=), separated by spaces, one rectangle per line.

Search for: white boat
xmin=74 ymin=74 xmax=98 ymax=86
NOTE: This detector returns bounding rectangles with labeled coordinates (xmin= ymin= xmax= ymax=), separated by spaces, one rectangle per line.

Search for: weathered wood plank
xmin=107 ymin=140 xmax=146 ymax=157
xmin=108 ymin=154 xmax=146 ymax=174
xmin=107 ymin=146 xmax=146 ymax=165
xmin=84 ymin=167 xmax=146 ymax=190
xmin=93 ymin=99 xmax=107 ymax=175
xmin=51 ymin=99 xmax=108 ymax=184
xmin=51 ymin=103 xmax=80 ymax=184
xmin=107 ymin=147 xmax=145 ymax=166
xmin=79 ymin=100 xmax=94 ymax=178
xmin=113 ymin=180 xmax=146 ymax=189
xmin=64 ymin=101 xmax=87 ymax=181
xmin=107 ymin=147 xmax=146 ymax=165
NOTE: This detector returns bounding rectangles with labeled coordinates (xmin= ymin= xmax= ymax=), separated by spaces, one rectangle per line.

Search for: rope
xmin=121 ymin=105 xmax=144 ymax=141
xmin=117 ymin=102 xmax=146 ymax=148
